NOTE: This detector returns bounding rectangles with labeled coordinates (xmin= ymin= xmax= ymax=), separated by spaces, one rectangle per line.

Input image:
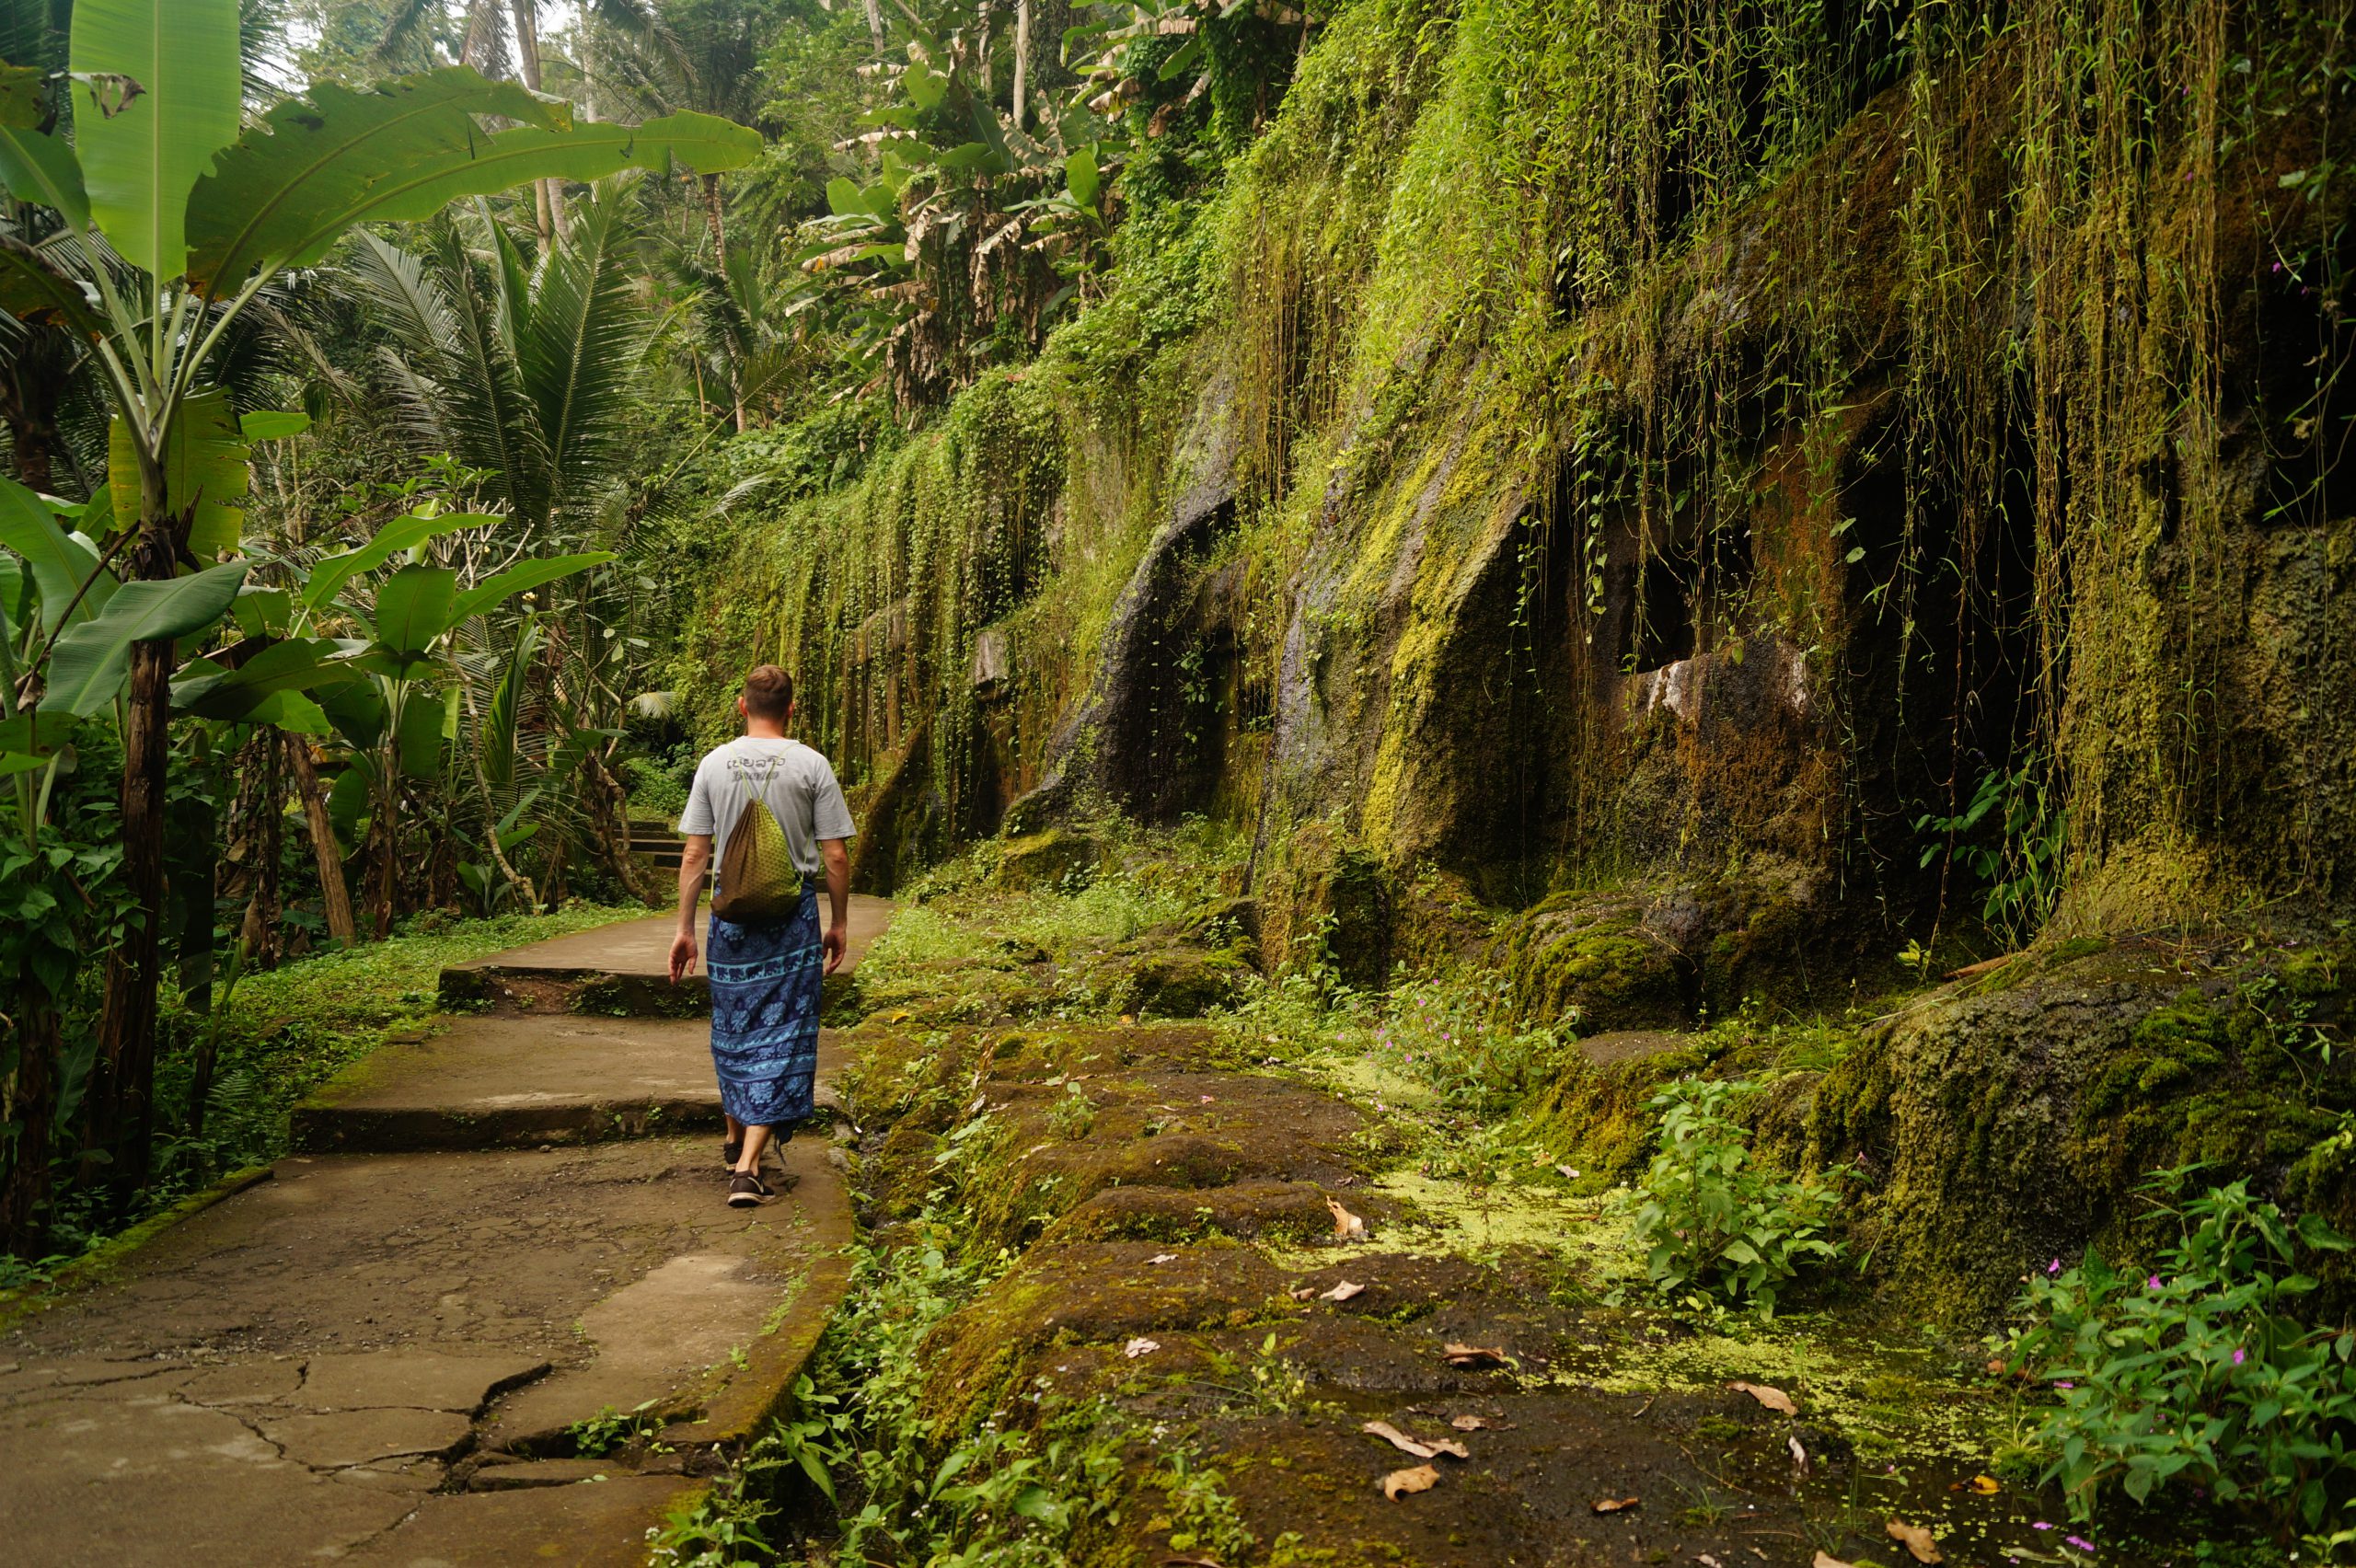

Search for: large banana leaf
xmin=69 ymin=0 xmax=242 ymax=283
xmin=301 ymin=508 xmax=498 ymax=612
xmin=171 ymin=637 xmax=358 ymax=720
xmin=372 ymin=564 xmax=458 ymax=656
xmin=39 ymin=559 xmax=246 ymax=716
xmin=187 ymin=72 xmax=758 ymax=294
xmin=395 ymin=693 xmax=445 ymax=778
xmin=186 ymin=69 xmax=557 ymax=294
xmin=0 ymin=475 xmax=115 ymax=633
xmin=446 ymin=551 xmax=614 ymax=628
xmin=0 ymin=123 xmax=89 ymax=226
xmin=108 ymin=388 xmax=249 ymax=558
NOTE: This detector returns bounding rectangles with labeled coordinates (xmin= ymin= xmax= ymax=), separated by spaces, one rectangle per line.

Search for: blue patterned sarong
xmin=705 ymin=882 xmax=822 ymax=1127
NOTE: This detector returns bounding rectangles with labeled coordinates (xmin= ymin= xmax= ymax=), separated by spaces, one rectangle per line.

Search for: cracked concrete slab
xmin=295 ymin=1351 xmax=549 ymax=1413
xmin=0 ymin=904 xmax=884 ymax=1564
xmin=262 ymin=1407 xmax=475 ymax=1468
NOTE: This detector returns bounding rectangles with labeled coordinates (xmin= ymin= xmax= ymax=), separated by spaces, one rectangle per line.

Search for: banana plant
xmin=335 ymin=549 xmax=612 ymax=934
xmin=0 ymin=0 xmax=756 ymax=1193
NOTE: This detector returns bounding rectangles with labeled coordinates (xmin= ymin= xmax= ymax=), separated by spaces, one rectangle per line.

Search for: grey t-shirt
xmin=678 ymin=737 xmax=856 ymax=882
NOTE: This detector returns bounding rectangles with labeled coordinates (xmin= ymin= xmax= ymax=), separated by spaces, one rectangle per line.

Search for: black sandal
xmin=727 ymin=1171 xmax=771 ymax=1208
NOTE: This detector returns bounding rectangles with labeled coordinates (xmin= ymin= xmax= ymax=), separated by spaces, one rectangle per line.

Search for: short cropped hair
xmin=744 ymin=664 xmax=794 ymax=721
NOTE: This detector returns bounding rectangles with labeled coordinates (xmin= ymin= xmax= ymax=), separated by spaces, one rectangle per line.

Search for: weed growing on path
xmin=1626 ymin=1078 xmax=1847 ymax=1316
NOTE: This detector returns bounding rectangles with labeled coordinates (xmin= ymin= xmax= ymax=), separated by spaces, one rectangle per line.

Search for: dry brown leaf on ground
xmin=1449 ymin=1414 xmax=1495 ymax=1431
xmin=1123 ymin=1337 xmax=1161 ymax=1358
xmin=1327 ymin=1197 xmax=1367 ymax=1239
xmin=1381 ymin=1464 xmax=1439 ymax=1500
xmin=1590 ymin=1495 xmax=1639 ymax=1514
xmin=1288 ymin=1286 xmax=1316 ymax=1300
xmin=1445 ymin=1343 xmax=1510 ymax=1367
xmin=1887 ymin=1519 xmax=1944 ymax=1563
xmin=1161 ymin=1558 xmax=1226 ymax=1567
xmin=1727 ymin=1379 xmax=1797 ymax=1415
xmin=1364 ymin=1421 xmax=1439 ymax=1458
xmin=1320 ymin=1280 xmax=1365 ymax=1302
xmin=1811 ymin=1554 xmax=1856 ymax=1568
xmin=1968 ymin=1474 xmax=2001 ymax=1494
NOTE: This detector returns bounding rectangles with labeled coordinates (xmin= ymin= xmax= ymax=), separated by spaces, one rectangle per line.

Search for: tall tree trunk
xmin=862 ymin=0 xmax=884 ymax=50
xmin=286 ymin=736 xmax=357 ymax=948
xmin=88 ymin=634 xmax=173 ymax=1201
xmin=226 ymin=729 xmax=284 ymax=969
xmin=0 ymin=1002 xmax=61 ymax=1256
xmin=1012 ymin=0 xmax=1032 ymax=131
xmin=509 ymin=0 xmax=568 ymax=245
xmin=699 ymin=174 xmax=748 ymax=433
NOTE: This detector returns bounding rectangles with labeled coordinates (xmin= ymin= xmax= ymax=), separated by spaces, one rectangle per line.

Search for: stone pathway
xmin=0 ymin=897 xmax=891 ymax=1568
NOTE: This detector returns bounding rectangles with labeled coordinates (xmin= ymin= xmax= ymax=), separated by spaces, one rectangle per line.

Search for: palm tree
xmin=344 ymin=183 xmax=650 ymax=537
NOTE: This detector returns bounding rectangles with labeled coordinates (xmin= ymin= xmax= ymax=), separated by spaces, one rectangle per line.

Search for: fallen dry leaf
xmin=1444 ymin=1343 xmax=1510 ymax=1368
xmin=1320 ymin=1280 xmax=1366 ymax=1302
xmin=1380 ymin=1464 xmax=1438 ymax=1500
xmin=1969 ymin=1474 xmax=2001 ymax=1495
xmin=1590 ymin=1495 xmax=1639 ymax=1514
xmin=1728 ymin=1379 xmax=1797 ymax=1416
xmin=1287 ymin=1286 xmax=1316 ymax=1301
xmin=1449 ymin=1414 xmax=1494 ymax=1432
xmin=1161 ymin=1559 xmax=1225 ymax=1567
xmin=1886 ymin=1519 xmax=1944 ymax=1563
xmin=1555 ymin=1165 xmax=1582 ymax=1180
xmin=1788 ymin=1435 xmax=1808 ymax=1473
xmin=1697 ymin=1555 xmax=1724 ymax=1568
xmin=1328 ymin=1197 xmax=1367 ymax=1239
xmin=1147 ymin=1253 xmax=1178 ymax=1265
xmin=1811 ymin=1554 xmax=1856 ymax=1568
xmin=1123 ymin=1337 xmax=1161 ymax=1359
xmin=1364 ymin=1421 xmax=1438 ymax=1458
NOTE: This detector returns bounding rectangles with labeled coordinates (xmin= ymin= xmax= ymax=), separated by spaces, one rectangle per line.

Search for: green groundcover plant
xmin=2002 ymin=1171 xmax=2356 ymax=1528
xmin=1628 ymin=1077 xmax=1846 ymax=1315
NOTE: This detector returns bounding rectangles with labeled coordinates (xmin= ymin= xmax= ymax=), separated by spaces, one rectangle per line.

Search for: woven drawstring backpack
xmin=711 ymin=755 xmax=802 ymax=922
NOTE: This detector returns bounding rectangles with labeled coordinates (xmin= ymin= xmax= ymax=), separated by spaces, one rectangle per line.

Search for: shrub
xmin=2000 ymin=1173 xmax=2356 ymax=1528
xmin=1626 ymin=1078 xmax=1845 ymax=1314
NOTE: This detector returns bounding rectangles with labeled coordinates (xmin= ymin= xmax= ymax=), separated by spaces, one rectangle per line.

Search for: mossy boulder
xmin=1498 ymin=891 xmax=1690 ymax=1031
xmin=1109 ymin=947 xmax=1251 ymax=1019
xmin=996 ymin=828 xmax=1105 ymax=891
xmin=1498 ymin=867 xmax=1831 ymax=1032
xmin=1811 ymin=932 xmax=2356 ymax=1321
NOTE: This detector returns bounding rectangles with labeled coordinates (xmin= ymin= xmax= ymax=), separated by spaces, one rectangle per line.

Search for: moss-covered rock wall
xmin=685 ymin=0 xmax=2354 ymax=963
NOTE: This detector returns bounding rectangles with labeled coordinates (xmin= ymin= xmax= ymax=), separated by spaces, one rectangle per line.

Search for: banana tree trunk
xmin=87 ymin=633 xmax=174 ymax=1200
xmin=285 ymin=735 xmax=357 ymax=948
xmin=0 ymin=1000 xmax=61 ymax=1256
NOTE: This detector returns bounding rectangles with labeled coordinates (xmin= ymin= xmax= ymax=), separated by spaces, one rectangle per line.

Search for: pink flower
xmin=2054 ymin=1380 xmax=2073 ymax=1389
xmin=2048 ymin=1259 xmax=2062 ymax=1275
xmin=2067 ymin=1538 xmax=2096 ymax=1552
xmin=2033 ymin=1521 xmax=2053 ymax=1530
xmin=2233 ymin=1348 xmax=2246 ymax=1366
xmin=2148 ymin=1276 xmax=2163 ymax=1290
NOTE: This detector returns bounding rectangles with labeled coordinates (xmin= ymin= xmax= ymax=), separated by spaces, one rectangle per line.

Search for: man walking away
xmin=668 ymin=665 xmax=855 ymax=1207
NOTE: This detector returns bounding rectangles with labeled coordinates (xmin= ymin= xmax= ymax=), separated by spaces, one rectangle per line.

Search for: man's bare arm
xmin=669 ymin=834 xmax=712 ymax=983
xmin=820 ymin=837 xmax=850 ymax=973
